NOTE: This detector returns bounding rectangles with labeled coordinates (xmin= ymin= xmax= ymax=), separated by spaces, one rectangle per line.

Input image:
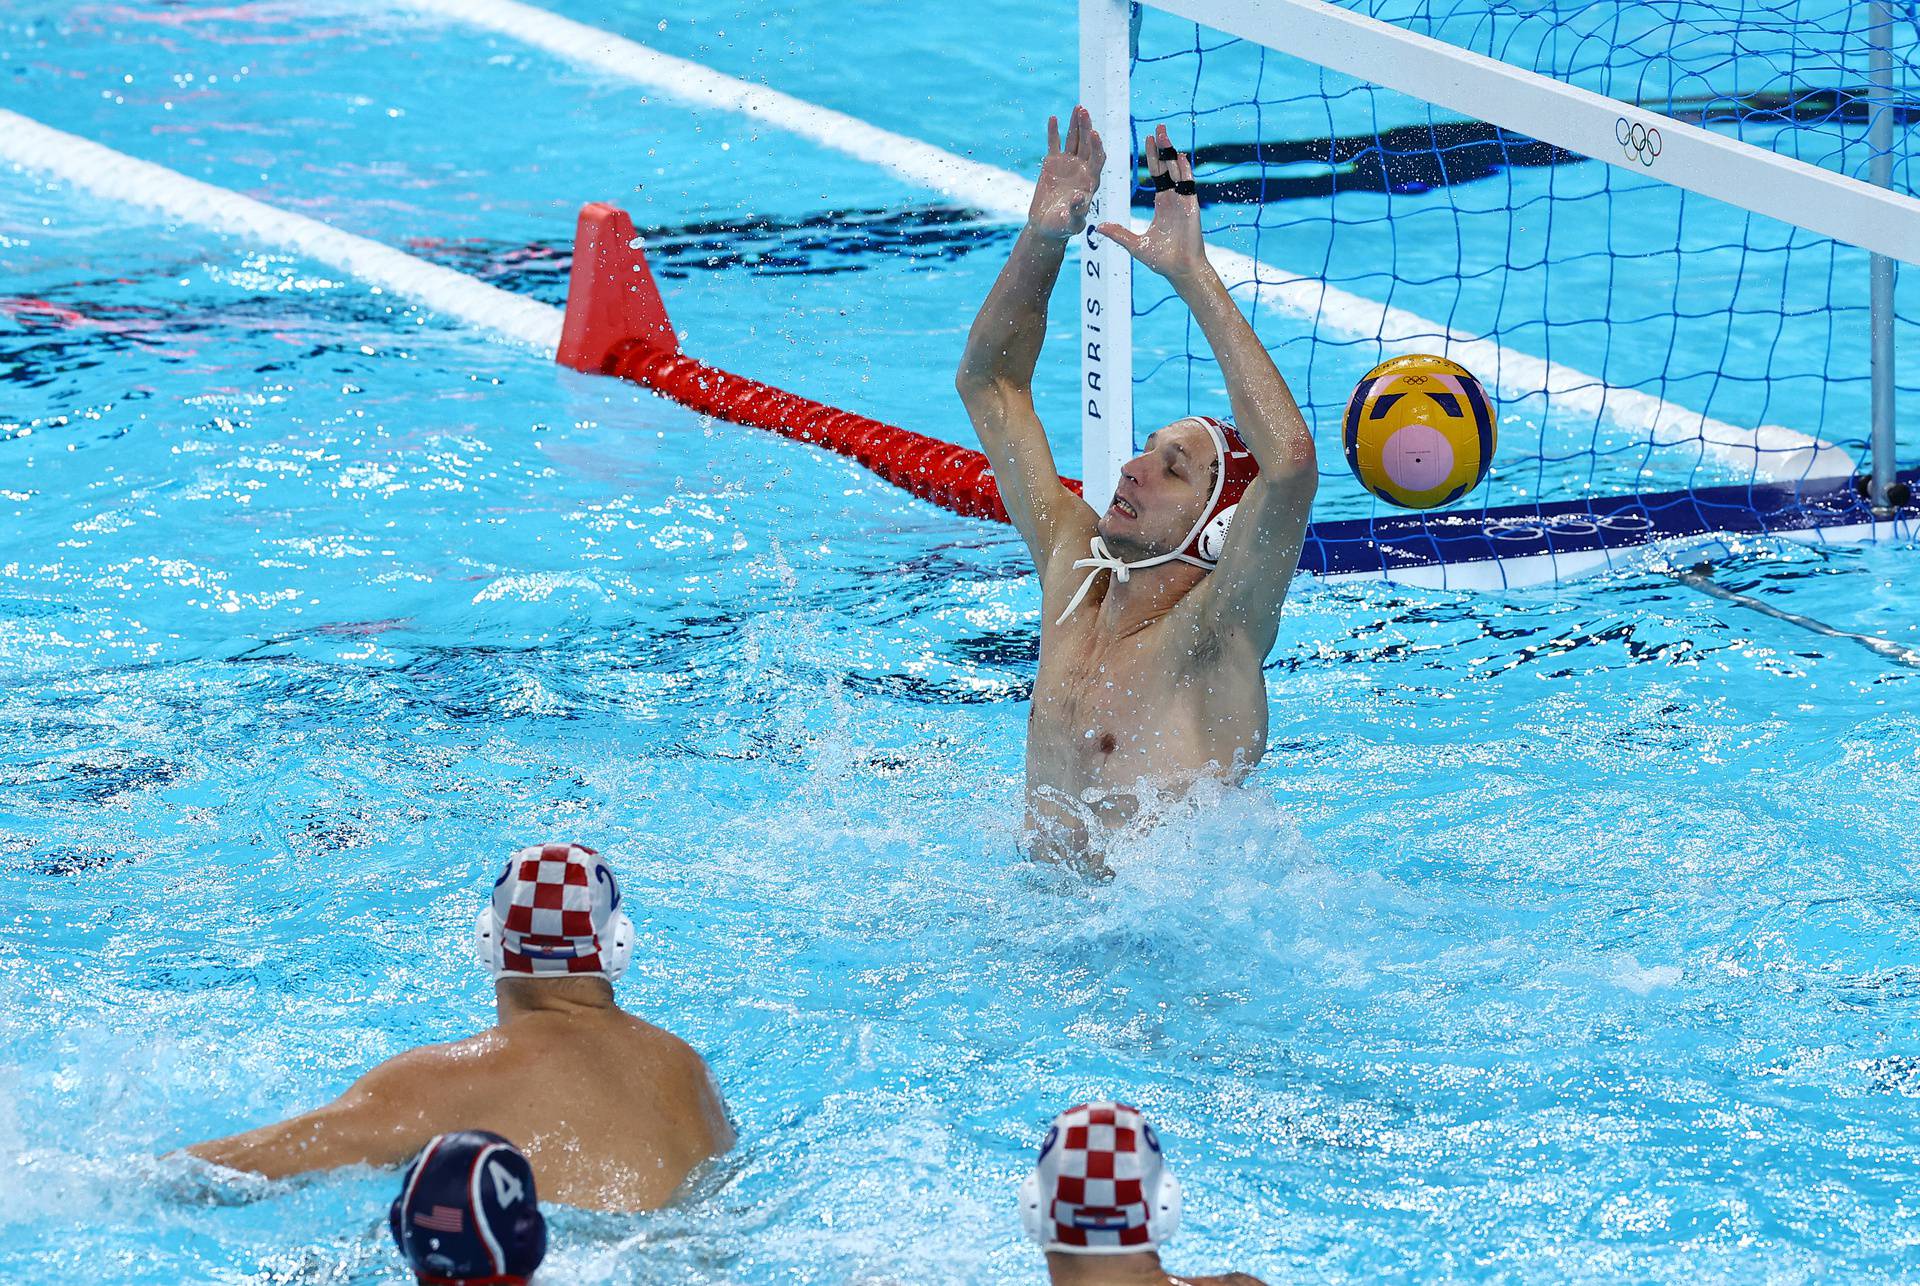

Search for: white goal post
xmin=1078 ymin=0 xmax=1136 ymax=511
xmin=1080 ymin=0 xmax=1920 ymax=512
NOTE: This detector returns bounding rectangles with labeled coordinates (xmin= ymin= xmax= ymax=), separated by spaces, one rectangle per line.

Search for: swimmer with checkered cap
xmin=1020 ymin=1102 xmax=1267 ymax=1286
xmin=179 ymin=842 xmax=732 ymax=1212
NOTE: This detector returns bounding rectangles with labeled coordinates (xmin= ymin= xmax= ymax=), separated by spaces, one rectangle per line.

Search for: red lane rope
xmin=607 ymin=341 xmax=1073 ymax=522
xmin=556 ymin=202 xmax=1081 ymax=525
xmin=606 ymin=345 xmax=1090 ymax=525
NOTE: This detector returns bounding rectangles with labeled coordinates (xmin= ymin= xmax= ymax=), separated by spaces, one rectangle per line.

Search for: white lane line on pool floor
xmin=0 ymin=108 xmax=564 ymax=352
xmin=388 ymin=0 xmax=1854 ymax=482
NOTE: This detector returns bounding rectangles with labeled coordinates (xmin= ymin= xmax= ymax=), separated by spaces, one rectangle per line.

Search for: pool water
xmin=4 ymin=1 xmax=1920 ymax=1282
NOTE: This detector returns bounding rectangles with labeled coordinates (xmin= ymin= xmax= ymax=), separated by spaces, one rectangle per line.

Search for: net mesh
xmin=1125 ymin=0 xmax=1920 ymax=574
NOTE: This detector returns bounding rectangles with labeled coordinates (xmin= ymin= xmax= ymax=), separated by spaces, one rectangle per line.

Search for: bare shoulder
xmin=624 ymin=1015 xmax=720 ymax=1086
xmin=349 ymin=1030 xmax=506 ymax=1097
xmin=1177 ymin=1274 xmax=1269 ymax=1286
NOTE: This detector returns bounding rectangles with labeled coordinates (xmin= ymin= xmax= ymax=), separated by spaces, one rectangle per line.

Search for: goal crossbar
xmin=1150 ymin=0 xmax=1920 ymax=267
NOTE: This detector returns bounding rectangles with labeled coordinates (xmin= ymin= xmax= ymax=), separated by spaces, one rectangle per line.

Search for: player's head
xmin=474 ymin=842 xmax=635 ymax=987
xmin=1099 ymin=416 xmax=1257 ymax=565
xmin=389 ymin=1131 xmax=546 ymax=1284
xmin=1019 ymin=1101 xmax=1182 ymax=1258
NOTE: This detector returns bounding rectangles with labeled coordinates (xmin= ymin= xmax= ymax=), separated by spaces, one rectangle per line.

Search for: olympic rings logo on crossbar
xmin=1485 ymin=512 xmax=1656 ymax=542
xmin=1615 ymin=116 xmax=1663 ymax=166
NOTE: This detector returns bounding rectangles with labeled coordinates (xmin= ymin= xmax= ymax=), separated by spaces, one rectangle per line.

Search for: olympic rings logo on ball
xmin=1485 ymin=512 xmax=1656 ymax=542
xmin=1615 ymin=116 xmax=1662 ymax=166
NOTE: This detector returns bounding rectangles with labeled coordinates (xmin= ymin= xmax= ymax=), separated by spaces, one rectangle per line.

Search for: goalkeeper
xmin=955 ymin=108 xmax=1318 ymax=865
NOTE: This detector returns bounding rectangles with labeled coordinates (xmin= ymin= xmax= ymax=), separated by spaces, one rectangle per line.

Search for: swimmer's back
xmin=381 ymin=1007 xmax=732 ymax=1211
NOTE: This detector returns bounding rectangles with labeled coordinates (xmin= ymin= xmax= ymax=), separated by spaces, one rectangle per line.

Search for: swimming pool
xmin=5 ymin=1 xmax=1920 ymax=1281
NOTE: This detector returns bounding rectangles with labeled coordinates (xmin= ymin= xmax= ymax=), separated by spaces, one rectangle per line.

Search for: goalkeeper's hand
xmin=1098 ymin=122 xmax=1210 ymax=286
xmin=1027 ymin=105 xmax=1106 ymax=242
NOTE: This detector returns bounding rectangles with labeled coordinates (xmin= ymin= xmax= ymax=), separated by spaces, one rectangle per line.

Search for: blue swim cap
xmin=388 ymin=1131 xmax=547 ymax=1285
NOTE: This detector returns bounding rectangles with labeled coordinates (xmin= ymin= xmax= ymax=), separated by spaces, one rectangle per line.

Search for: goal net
xmin=1080 ymin=0 xmax=1920 ymax=587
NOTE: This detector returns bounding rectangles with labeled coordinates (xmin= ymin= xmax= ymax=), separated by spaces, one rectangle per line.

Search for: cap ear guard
xmin=1195 ymin=502 xmax=1238 ymax=564
xmin=505 ymin=1196 xmax=549 ymax=1279
xmin=601 ymin=908 xmax=635 ymax=982
xmin=387 ymin=1185 xmax=408 ymax=1260
xmin=1154 ymin=1169 xmax=1183 ymax=1245
xmin=474 ymin=905 xmax=500 ymax=976
xmin=470 ymin=1139 xmax=548 ymax=1281
xmin=389 ymin=1139 xmax=435 ymax=1272
xmin=1019 ymin=1171 xmax=1047 ymax=1245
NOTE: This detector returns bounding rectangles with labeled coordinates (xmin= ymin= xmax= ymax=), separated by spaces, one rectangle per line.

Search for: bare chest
xmin=1028 ymin=610 xmax=1271 ymax=788
xmin=1029 ymin=626 xmax=1205 ymax=780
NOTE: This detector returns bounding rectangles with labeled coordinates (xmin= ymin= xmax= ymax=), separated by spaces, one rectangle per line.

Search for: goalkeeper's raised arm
xmin=1097 ymin=121 xmax=1319 ymax=661
xmin=954 ymin=106 xmax=1106 ymax=579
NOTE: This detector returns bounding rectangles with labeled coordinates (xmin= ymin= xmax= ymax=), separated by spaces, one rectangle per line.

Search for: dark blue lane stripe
xmin=1299 ymin=469 xmax=1918 ymax=579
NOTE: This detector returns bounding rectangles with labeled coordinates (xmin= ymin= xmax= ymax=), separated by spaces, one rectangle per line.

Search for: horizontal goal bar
xmin=1151 ymin=0 xmax=1920 ymax=266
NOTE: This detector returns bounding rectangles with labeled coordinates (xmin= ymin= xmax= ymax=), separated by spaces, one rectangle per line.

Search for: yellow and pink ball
xmin=1341 ymin=354 xmax=1497 ymax=510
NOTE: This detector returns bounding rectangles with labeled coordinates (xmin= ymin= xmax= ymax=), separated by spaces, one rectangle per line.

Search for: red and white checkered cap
xmin=484 ymin=843 xmax=626 ymax=980
xmin=1023 ymin=1101 xmax=1181 ymax=1254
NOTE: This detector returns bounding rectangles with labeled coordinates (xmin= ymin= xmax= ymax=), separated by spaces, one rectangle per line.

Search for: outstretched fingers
xmin=1143 ymin=125 xmax=1168 ymax=184
xmin=1096 ymin=222 xmax=1144 ymax=256
xmin=1146 ymin=122 xmax=1196 ymax=201
xmin=1047 ymin=113 xmax=1061 ymax=156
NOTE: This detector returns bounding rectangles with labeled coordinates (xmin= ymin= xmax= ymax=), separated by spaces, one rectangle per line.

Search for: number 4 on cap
xmin=489 ymin=1159 xmax=525 ymax=1207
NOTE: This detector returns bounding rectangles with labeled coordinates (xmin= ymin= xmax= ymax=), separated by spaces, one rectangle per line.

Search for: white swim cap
xmin=473 ymin=843 xmax=635 ymax=982
xmin=1019 ymin=1101 xmax=1182 ymax=1254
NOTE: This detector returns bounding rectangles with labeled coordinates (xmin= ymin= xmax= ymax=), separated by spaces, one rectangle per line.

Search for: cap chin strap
xmin=1055 ymin=538 xmax=1212 ymax=626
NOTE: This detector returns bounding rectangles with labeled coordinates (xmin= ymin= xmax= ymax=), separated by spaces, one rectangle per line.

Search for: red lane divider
xmin=554 ymin=202 xmax=1082 ymax=524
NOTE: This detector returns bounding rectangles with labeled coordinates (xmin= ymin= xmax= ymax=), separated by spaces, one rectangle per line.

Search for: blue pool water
xmin=4 ymin=1 xmax=1920 ymax=1282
